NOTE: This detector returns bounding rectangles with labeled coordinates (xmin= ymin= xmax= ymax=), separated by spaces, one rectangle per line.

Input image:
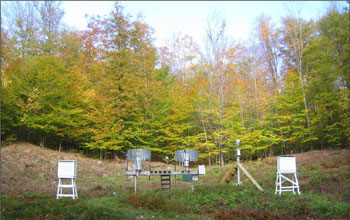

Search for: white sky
xmin=62 ymin=1 xmax=328 ymax=48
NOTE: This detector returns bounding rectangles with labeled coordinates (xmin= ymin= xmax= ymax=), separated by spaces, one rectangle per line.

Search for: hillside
xmin=2 ymin=142 xmax=350 ymax=219
xmin=2 ymin=142 xmax=172 ymax=197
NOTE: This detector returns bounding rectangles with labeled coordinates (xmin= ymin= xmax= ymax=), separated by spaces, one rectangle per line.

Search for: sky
xmin=62 ymin=1 xmax=330 ymax=48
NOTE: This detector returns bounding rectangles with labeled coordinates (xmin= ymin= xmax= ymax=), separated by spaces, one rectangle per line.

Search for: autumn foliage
xmin=1 ymin=2 xmax=349 ymax=162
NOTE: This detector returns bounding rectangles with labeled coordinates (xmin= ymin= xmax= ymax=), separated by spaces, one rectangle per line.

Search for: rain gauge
xmin=125 ymin=149 xmax=206 ymax=192
xmin=126 ymin=149 xmax=151 ymax=173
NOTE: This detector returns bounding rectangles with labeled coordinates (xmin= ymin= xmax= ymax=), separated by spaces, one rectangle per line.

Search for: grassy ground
xmin=2 ymin=142 xmax=350 ymax=219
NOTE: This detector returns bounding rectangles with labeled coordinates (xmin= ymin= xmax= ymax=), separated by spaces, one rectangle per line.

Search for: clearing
xmin=2 ymin=142 xmax=350 ymax=219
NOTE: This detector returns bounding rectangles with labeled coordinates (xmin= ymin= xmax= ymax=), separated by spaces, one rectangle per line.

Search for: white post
xmin=237 ymin=150 xmax=241 ymax=185
xmin=74 ymin=179 xmax=78 ymax=198
xmin=71 ymin=179 xmax=74 ymax=198
xmin=236 ymin=139 xmax=241 ymax=185
xmin=56 ymin=178 xmax=61 ymax=199
xmin=279 ymin=172 xmax=282 ymax=195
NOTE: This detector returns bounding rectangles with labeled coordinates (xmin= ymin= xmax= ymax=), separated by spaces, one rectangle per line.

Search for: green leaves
xmin=2 ymin=55 xmax=87 ymax=148
xmin=1 ymin=2 xmax=348 ymax=159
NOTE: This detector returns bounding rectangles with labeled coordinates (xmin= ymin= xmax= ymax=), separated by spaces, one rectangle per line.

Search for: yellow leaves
xmin=17 ymin=88 xmax=41 ymax=114
xmin=15 ymin=18 xmax=23 ymax=27
xmin=1 ymin=72 xmax=12 ymax=88
xmin=227 ymin=64 xmax=237 ymax=72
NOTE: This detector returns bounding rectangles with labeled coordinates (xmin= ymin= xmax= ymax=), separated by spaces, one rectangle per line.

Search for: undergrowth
xmin=2 ymin=146 xmax=350 ymax=219
xmin=2 ymin=181 xmax=349 ymax=220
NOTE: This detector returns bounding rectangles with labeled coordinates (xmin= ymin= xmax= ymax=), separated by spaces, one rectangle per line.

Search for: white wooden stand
xmin=57 ymin=160 xmax=78 ymax=199
xmin=275 ymin=156 xmax=300 ymax=195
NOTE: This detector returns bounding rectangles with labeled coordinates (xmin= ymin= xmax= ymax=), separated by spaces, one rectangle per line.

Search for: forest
xmin=1 ymin=1 xmax=349 ymax=165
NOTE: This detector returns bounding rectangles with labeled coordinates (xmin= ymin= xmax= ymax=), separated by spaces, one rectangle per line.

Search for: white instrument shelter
xmin=275 ymin=156 xmax=300 ymax=195
xmin=57 ymin=160 xmax=78 ymax=199
xmin=58 ymin=160 xmax=77 ymax=178
xmin=277 ymin=156 xmax=297 ymax=174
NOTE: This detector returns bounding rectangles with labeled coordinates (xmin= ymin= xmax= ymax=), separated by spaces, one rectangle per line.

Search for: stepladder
xmin=57 ymin=160 xmax=78 ymax=199
xmin=161 ymin=175 xmax=171 ymax=190
xmin=275 ymin=156 xmax=300 ymax=195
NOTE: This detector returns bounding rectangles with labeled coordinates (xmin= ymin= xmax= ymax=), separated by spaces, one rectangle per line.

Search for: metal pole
xmin=237 ymin=151 xmax=241 ymax=185
xmin=236 ymin=139 xmax=241 ymax=185
xmin=149 ymin=159 xmax=151 ymax=181
xmin=175 ymin=162 xmax=177 ymax=185
xmin=134 ymin=175 xmax=137 ymax=193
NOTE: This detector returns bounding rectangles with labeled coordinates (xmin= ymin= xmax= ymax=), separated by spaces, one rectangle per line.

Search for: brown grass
xmin=216 ymin=148 xmax=350 ymax=203
xmin=2 ymin=142 xmax=126 ymax=196
xmin=295 ymin=149 xmax=350 ymax=167
xmin=2 ymin=142 xmax=350 ymax=202
xmin=1 ymin=142 xmax=184 ymax=197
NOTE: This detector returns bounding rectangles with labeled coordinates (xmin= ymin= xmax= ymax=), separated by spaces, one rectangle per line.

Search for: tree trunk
xmin=219 ymin=72 xmax=225 ymax=167
xmin=220 ymin=144 xmax=224 ymax=166
xmin=269 ymin=145 xmax=273 ymax=157
xmin=201 ymin=120 xmax=211 ymax=166
xmin=113 ymin=151 xmax=120 ymax=161
xmin=293 ymin=16 xmax=313 ymax=151
xmin=27 ymin=130 xmax=30 ymax=142
xmin=348 ymin=80 xmax=350 ymax=150
xmin=40 ymin=136 xmax=44 ymax=148
xmin=346 ymin=26 xmax=350 ymax=150
xmin=198 ymin=100 xmax=211 ymax=166
xmin=239 ymin=102 xmax=245 ymax=129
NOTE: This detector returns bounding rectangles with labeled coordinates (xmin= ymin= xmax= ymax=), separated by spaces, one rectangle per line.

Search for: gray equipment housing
xmin=126 ymin=149 xmax=151 ymax=171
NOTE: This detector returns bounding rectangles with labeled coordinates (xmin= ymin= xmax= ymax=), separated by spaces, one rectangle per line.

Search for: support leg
xmin=57 ymin=178 xmax=61 ymax=199
xmin=134 ymin=176 xmax=137 ymax=193
xmin=74 ymin=179 xmax=78 ymax=198
xmin=295 ymin=173 xmax=301 ymax=195
xmin=279 ymin=172 xmax=282 ymax=195
xmin=59 ymin=179 xmax=63 ymax=198
xmin=71 ymin=179 xmax=75 ymax=199
xmin=291 ymin=175 xmax=296 ymax=195
xmin=275 ymin=173 xmax=279 ymax=194
xmin=237 ymin=166 xmax=241 ymax=185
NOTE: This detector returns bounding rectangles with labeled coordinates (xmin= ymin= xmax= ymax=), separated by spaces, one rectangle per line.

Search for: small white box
xmin=192 ymin=175 xmax=199 ymax=181
xmin=198 ymin=165 xmax=206 ymax=175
